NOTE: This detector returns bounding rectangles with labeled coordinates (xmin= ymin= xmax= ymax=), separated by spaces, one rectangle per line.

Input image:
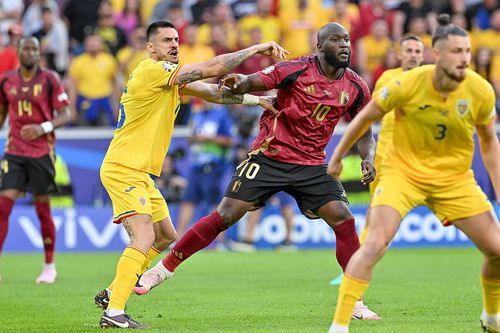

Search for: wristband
xmin=242 ymin=94 xmax=260 ymax=106
xmin=40 ymin=121 xmax=54 ymax=134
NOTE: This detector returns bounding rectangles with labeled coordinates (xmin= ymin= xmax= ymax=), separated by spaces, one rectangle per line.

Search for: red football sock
xmin=163 ymin=210 xmax=228 ymax=272
xmin=34 ymin=201 xmax=56 ymax=264
xmin=333 ymin=218 xmax=360 ymax=272
xmin=0 ymin=196 xmax=14 ymax=254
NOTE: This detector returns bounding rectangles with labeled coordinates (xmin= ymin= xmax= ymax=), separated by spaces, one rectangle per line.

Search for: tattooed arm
xmin=172 ymin=41 xmax=288 ymax=85
xmin=180 ymin=81 xmax=278 ymax=113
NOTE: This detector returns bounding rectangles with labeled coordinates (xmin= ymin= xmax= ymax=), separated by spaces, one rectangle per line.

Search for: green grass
xmin=0 ymin=248 xmax=485 ymax=332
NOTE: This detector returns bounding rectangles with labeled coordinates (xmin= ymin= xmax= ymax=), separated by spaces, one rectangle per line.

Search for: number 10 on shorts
xmin=238 ymin=162 xmax=261 ymax=179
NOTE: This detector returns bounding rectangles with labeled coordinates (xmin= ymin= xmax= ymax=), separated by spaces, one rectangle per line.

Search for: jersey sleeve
xmin=48 ymin=72 xmax=69 ymax=109
xmin=476 ymin=83 xmax=496 ymax=125
xmin=256 ymin=60 xmax=304 ymax=90
xmin=373 ymin=73 xmax=408 ymax=114
xmin=345 ymin=78 xmax=371 ymax=121
xmin=147 ymin=61 xmax=182 ymax=88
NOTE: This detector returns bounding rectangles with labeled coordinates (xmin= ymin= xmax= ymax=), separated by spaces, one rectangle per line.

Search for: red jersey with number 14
xmin=0 ymin=68 xmax=69 ymax=158
xmin=254 ymin=55 xmax=370 ymax=165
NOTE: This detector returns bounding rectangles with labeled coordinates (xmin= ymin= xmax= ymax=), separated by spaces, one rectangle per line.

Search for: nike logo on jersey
xmin=124 ymin=186 xmax=136 ymax=192
xmin=418 ymin=104 xmax=431 ymax=110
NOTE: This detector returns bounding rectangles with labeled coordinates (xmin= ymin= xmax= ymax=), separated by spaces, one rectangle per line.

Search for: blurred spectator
xmin=406 ymin=15 xmax=434 ymax=64
xmin=190 ymin=0 xmax=218 ymax=25
xmin=470 ymin=0 xmax=500 ymax=30
xmin=0 ymin=0 xmax=23 ymax=33
xmin=325 ymin=0 xmax=360 ymax=34
xmin=356 ymin=19 xmax=392 ymax=87
xmin=236 ymin=27 xmax=276 ymax=75
xmin=472 ymin=47 xmax=494 ymax=81
xmin=151 ymin=0 xmax=192 ymax=27
xmin=93 ymin=0 xmax=128 ymax=56
xmin=351 ymin=0 xmax=395 ymax=42
xmin=33 ymin=5 xmax=69 ymax=76
xmin=114 ymin=0 xmax=142 ymax=39
xmin=68 ymin=34 xmax=119 ymax=126
xmin=371 ymin=48 xmax=399 ymax=85
xmin=210 ymin=24 xmax=231 ymax=55
xmin=279 ymin=0 xmax=327 ymax=59
xmin=176 ymin=100 xmax=233 ymax=239
xmin=237 ymin=0 xmax=280 ymax=47
xmin=472 ymin=8 xmax=500 ymax=54
xmin=177 ymin=24 xmax=216 ymax=125
xmin=21 ymin=0 xmax=58 ymax=37
xmin=438 ymin=0 xmax=471 ymax=29
xmin=164 ymin=4 xmax=189 ymax=43
xmin=393 ymin=0 xmax=436 ymax=39
xmin=231 ymin=0 xmax=258 ymax=20
xmin=63 ymin=0 xmax=101 ymax=52
xmin=50 ymin=154 xmax=74 ymax=208
xmin=0 ymin=31 xmax=18 ymax=74
xmin=155 ymin=154 xmax=187 ymax=204
xmin=197 ymin=2 xmax=238 ymax=49
xmin=139 ymin=0 xmax=161 ymax=24
xmin=116 ymin=25 xmax=148 ymax=80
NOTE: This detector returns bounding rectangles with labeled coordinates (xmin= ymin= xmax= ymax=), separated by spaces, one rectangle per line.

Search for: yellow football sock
xmin=140 ymin=246 xmax=162 ymax=274
xmin=333 ymin=274 xmax=370 ymax=326
xmin=359 ymin=226 xmax=368 ymax=245
xmin=108 ymin=247 xmax=162 ymax=292
xmin=481 ymin=275 xmax=500 ymax=315
xmin=108 ymin=246 xmax=147 ymax=310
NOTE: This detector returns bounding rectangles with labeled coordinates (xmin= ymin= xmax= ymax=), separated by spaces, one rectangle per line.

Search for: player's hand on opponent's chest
xmin=258 ymin=96 xmax=279 ymax=115
xmin=20 ymin=123 xmax=45 ymax=140
xmin=360 ymin=159 xmax=376 ymax=185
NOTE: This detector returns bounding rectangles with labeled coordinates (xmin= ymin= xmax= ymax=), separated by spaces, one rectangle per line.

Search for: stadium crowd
xmin=0 ymin=0 xmax=499 ymax=127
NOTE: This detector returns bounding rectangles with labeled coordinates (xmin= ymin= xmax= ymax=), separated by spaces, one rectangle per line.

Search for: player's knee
xmin=217 ymin=209 xmax=240 ymax=227
xmin=484 ymin=249 xmax=500 ymax=267
xmin=155 ymin=230 xmax=177 ymax=250
xmin=361 ymin=239 xmax=388 ymax=263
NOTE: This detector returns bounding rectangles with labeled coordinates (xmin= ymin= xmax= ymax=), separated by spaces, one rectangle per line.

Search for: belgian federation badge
xmin=339 ymin=90 xmax=349 ymax=105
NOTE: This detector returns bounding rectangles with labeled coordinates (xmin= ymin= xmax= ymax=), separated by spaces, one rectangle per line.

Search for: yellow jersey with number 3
xmin=373 ymin=64 xmax=496 ymax=184
xmin=104 ymin=58 xmax=182 ymax=176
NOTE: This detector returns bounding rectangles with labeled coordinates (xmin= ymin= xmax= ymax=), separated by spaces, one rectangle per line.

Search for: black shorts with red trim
xmin=224 ymin=152 xmax=348 ymax=219
xmin=0 ymin=153 xmax=57 ymax=195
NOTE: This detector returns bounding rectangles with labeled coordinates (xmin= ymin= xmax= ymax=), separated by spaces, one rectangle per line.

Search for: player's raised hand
xmin=361 ymin=159 xmax=376 ymax=185
xmin=20 ymin=124 xmax=44 ymax=140
xmin=327 ymin=157 xmax=343 ymax=179
xmin=258 ymin=96 xmax=279 ymax=115
xmin=252 ymin=41 xmax=289 ymax=59
xmin=219 ymin=74 xmax=245 ymax=92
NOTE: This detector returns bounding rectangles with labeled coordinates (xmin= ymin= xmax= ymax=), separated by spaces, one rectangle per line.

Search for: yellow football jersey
xmin=373 ymin=67 xmax=403 ymax=170
xmin=373 ymin=64 xmax=496 ymax=184
xmin=104 ymin=58 xmax=182 ymax=176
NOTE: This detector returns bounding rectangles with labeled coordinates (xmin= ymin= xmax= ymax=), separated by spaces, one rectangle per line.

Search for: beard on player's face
xmin=324 ymin=47 xmax=350 ymax=68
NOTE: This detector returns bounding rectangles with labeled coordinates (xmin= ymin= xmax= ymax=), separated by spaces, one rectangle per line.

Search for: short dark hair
xmin=399 ymin=33 xmax=422 ymax=46
xmin=146 ymin=21 xmax=176 ymax=41
xmin=432 ymin=14 xmax=468 ymax=47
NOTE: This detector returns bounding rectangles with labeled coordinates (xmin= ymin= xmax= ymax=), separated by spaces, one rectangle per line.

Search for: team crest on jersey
xmin=339 ymin=90 xmax=349 ymax=105
xmin=456 ymin=100 xmax=470 ymax=117
xmin=138 ymin=196 xmax=146 ymax=206
xmin=261 ymin=65 xmax=275 ymax=75
xmin=161 ymin=61 xmax=177 ymax=72
xmin=8 ymin=87 xmax=17 ymax=96
xmin=33 ymin=84 xmax=43 ymax=96
xmin=380 ymin=86 xmax=389 ymax=100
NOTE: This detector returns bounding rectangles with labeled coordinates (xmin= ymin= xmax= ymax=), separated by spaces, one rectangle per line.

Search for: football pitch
xmin=0 ymin=248 xmax=484 ymax=332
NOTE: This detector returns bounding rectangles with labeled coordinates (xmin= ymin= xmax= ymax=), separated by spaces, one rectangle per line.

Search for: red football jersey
xmin=254 ymin=55 xmax=370 ymax=165
xmin=0 ymin=69 xmax=69 ymax=158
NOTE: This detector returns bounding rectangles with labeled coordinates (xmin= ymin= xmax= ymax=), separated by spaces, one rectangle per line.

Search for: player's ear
xmin=316 ymin=42 xmax=323 ymax=53
xmin=146 ymin=41 xmax=154 ymax=53
xmin=431 ymin=46 xmax=440 ymax=61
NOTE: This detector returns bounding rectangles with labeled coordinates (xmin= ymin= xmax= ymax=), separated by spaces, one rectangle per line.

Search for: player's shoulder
xmin=464 ymin=68 xmax=494 ymax=95
xmin=379 ymin=67 xmax=403 ymax=81
xmin=39 ymin=68 xmax=62 ymax=81
xmin=275 ymin=55 xmax=315 ymax=70
xmin=343 ymin=68 xmax=370 ymax=90
xmin=0 ymin=69 xmax=18 ymax=82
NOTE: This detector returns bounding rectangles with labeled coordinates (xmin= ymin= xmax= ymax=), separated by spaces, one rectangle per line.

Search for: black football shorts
xmin=0 ymin=153 xmax=57 ymax=195
xmin=224 ymin=152 xmax=348 ymax=219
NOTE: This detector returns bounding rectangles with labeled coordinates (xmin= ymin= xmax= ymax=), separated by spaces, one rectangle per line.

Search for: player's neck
xmin=317 ymin=57 xmax=345 ymax=80
xmin=431 ymin=67 xmax=460 ymax=96
xmin=19 ymin=66 xmax=38 ymax=81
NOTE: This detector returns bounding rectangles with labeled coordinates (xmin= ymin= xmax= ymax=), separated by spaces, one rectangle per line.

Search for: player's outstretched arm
xmin=180 ymin=81 xmax=278 ymax=113
xmin=218 ymin=73 xmax=267 ymax=93
xmin=327 ymin=100 xmax=384 ymax=179
xmin=172 ymin=42 xmax=288 ymax=86
xmin=476 ymin=121 xmax=500 ymax=205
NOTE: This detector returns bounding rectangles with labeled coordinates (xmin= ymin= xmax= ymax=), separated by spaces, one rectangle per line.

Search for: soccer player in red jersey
xmin=136 ymin=22 xmax=381 ymax=320
xmin=0 ymin=37 xmax=70 ymax=284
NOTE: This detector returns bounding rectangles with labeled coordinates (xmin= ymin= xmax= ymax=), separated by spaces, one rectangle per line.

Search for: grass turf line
xmin=0 ymin=248 xmax=483 ymax=332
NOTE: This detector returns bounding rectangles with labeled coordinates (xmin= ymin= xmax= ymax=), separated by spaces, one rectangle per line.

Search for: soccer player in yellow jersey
xmin=96 ymin=21 xmax=288 ymax=329
xmin=327 ymin=14 xmax=500 ymax=333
